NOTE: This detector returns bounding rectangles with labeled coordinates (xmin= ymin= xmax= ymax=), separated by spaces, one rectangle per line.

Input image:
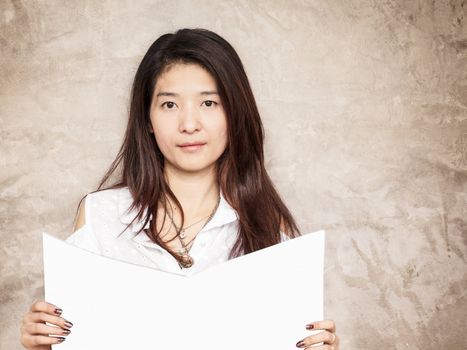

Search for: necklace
xmin=167 ymin=194 xmax=221 ymax=269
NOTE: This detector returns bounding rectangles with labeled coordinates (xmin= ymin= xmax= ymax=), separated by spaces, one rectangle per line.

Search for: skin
xmin=20 ymin=63 xmax=339 ymax=349
xmin=297 ymin=320 xmax=340 ymax=350
xmin=147 ymin=63 xmax=228 ymax=247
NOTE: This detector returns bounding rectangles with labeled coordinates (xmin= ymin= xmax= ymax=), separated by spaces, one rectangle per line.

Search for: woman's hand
xmin=20 ymin=300 xmax=73 ymax=349
xmin=295 ymin=319 xmax=339 ymax=349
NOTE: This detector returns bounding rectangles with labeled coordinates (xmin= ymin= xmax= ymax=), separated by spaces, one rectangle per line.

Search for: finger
xmin=296 ymin=331 xmax=336 ymax=348
xmin=30 ymin=300 xmax=63 ymax=316
xmin=22 ymin=334 xmax=66 ymax=347
xmin=24 ymin=322 xmax=71 ymax=337
xmin=304 ymin=345 xmax=335 ymax=350
xmin=305 ymin=319 xmax=336 ymax=332
xmin=334 ymin=334 xmax=340 ymax=346
xmin=26 ymin=312 xmax=73 ymax=329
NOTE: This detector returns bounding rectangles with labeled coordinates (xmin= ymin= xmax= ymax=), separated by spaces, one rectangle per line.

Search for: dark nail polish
xmin=64 ymin=321 xmax=74 ymax=328
xmin=296 ymin=340 xmax=305 ymax=348
xmin=306 ymin=323 xmax=314 ymax=330
xmin=63 ymin=329 xmax=71 ymax=335
xmin=54 ymin=308 xmax=63 ymax=315
xmin=57 ymin=337 xmax=66 ymax=343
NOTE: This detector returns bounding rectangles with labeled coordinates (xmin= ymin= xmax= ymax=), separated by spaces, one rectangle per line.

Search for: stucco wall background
xmin=1 ymin=1 xmax=466 ymax=349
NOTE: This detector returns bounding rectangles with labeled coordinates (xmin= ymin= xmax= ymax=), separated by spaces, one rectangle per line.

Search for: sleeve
xmin=280 ymin=231 xmax=290 ymax=243
xmin=65 ymin=194 xmax=102 ymax=255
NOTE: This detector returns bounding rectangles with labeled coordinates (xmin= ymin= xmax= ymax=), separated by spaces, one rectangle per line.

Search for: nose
xmin=178 ymin=104 xmax=201 ymax=134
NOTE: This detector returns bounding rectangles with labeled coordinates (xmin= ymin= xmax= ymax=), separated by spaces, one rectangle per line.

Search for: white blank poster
xmin=42 ymin=230 xmax=325 ymax=350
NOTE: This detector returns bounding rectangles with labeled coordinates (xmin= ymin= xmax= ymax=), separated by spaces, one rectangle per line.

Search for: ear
xmin=148 ymin=124 xmax=154 ymax=134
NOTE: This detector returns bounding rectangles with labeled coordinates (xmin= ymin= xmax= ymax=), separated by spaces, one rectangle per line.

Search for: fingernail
xmin=306 ymin=323 xmax=314 ymax=330
xmin=54 ymin=308 xmax=63 ymax=315
xmin=296 ymin=340 xmax=306 ymax=348
xmin=64 ymin=321 xmax=73 ymax=328
xmin=62 ymin=329 xmax=71 ymax=335
xmin=57 ymin=337 xmax=66 ymax=343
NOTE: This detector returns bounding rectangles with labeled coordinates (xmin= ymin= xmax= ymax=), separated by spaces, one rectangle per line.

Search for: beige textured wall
xmin=1 ymin=1 xmax=466 ymax=349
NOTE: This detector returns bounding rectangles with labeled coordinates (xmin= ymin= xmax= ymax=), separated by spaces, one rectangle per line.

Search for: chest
xmin=93 ymin=215 xmax=239 ymax=276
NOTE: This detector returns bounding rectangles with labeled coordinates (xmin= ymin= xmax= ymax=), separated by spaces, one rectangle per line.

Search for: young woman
xmin=20 ymin=28 xmax=339 ymax=350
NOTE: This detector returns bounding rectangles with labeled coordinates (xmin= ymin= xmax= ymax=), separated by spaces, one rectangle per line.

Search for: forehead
xmin=154 ymin=63 xmax=217 ymax=93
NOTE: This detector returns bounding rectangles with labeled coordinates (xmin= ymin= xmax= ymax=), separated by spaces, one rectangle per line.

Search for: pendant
xmin=179 ymin=254 xmax=194 ymax=268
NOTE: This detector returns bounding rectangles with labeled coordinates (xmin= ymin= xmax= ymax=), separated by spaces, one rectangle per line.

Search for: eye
xmin=161 ymin=101 xmax=176 ymax=109
xmin=202 ymin=100 xmax=218 ymax=107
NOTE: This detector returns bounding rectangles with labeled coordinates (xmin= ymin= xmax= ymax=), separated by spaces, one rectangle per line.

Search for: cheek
xmin=220 ymin=128 xmax=228 ymax=148
xmin=214 ymin=115 xmax=228 ymax=141
xmin=221 ymin=120 xmax=228 ymax=145
xmin=152 ymin=123 xmax=171 ymax=153
xmin=154 ymin=133 xmax=169 ymax=151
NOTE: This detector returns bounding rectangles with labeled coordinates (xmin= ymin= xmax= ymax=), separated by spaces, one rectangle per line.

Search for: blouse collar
xmin=117 ymin=187 xmax=238 ymax=235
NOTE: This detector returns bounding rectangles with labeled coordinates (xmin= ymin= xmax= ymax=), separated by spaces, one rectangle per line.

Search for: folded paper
xmin=42 ymin=230 xmax=325 ymax=350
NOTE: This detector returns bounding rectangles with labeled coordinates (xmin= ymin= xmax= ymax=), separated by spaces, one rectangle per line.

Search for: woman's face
xmin=149 ymin=63 xmax=228 ymax=174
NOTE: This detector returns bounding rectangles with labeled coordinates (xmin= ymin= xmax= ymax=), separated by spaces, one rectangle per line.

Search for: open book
xmin=42 ymin=230 xmax=325 ymax=350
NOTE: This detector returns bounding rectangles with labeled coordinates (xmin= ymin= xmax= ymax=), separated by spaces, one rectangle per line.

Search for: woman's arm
xmin=73 ymin=199 xmax=86 ymax=232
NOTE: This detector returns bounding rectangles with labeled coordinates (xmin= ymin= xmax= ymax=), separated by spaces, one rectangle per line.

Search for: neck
xmin=164 ymin=164 xmax=219 ymax=219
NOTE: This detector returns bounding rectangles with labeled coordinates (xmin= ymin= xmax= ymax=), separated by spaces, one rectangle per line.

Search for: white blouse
xmin=66 ymin=187 xmax=286 ymax=276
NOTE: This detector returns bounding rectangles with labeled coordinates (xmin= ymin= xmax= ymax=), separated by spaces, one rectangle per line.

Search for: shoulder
xmin=66 ymin=186 xmax=132 ymax=252
xmin=83 ymin=186 xmax=131 ymax=216
xmin=86 ymin=186 xmax=129 ymax=203
xmin=72 ymin=186 xmax=132 ymax=231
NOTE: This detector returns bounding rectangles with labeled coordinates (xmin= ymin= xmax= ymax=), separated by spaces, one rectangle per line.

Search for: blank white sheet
xmin=42 ymin=230 xmax=325 ymax=350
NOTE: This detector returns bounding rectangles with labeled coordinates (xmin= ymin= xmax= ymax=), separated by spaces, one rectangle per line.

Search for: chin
xmin=174 ymin=162 xmax=217 ymax=174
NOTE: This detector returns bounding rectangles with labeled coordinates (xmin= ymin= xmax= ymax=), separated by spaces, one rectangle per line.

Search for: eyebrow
xmin=156 ymin=91 xmax=219 ymax=97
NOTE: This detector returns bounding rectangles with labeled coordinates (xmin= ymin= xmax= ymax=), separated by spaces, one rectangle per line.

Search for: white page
xmin=43 ymin=230 xmax=325 ymax=350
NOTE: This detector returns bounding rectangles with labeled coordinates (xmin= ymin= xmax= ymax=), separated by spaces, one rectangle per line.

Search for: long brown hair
xmin=80 ymin=28 xmax=300 ymax=259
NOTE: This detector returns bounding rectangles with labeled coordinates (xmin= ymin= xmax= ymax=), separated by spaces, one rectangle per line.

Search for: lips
xmin=178 ymin=142 xmax=206 ymax=147
xmin=178 ymin=141 xmax=206 ymax=152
